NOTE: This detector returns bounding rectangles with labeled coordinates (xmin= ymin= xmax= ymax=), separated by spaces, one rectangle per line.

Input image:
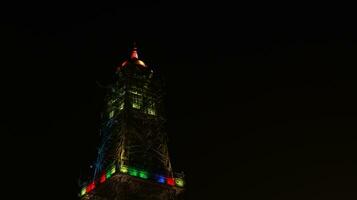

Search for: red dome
xmin=119 ymin=45 xmax=147 ymax=70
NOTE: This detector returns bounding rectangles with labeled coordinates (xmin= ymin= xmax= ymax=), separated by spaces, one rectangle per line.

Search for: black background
xmin=2 ymin=1 xmax=357 ymax=199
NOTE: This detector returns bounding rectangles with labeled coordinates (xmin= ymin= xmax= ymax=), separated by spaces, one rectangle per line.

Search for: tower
xmin=79 ymin=44 xmax=185 ymax=200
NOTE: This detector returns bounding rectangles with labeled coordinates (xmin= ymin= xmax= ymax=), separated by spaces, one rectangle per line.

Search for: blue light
xmin=157 ymin=176 xmax=165 ymax=184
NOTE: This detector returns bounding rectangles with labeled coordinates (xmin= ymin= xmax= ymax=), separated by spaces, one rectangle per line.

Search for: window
xmin=147 ymin=107 xmax=156 ymax=115
xmin=131 ymin=92 xmax=142 ymax=109
xmin=129 ymin=90 xmax=141 ymax=96
xmin=109 ymin=110 xmax=114 ymax=118
xmin=146 ymin=101 xmax=156 ymax=115
xmin=119 ymin=102 xmax=124 ymax=110
xmin=132 ymin=102 xmax=141 ymax=109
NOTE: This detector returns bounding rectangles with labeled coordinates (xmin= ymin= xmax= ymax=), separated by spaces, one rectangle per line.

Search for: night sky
xmin=2 ymin=1 xmax=357 ymax=199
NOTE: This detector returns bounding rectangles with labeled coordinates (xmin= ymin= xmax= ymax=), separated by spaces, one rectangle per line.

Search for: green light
xmin=80 ymin=187 xmax=86 ymax=196
xmin=129 ymin=168 xmax=138 ymax=177
xmin=110 ymin=166 xmax=116 ymax=175
xmin=139 ymin=171 xmax=149 ymax=179
xmin=120 ymin=165 xmax=128 ymax=173
xmin=175 ymin=178 xmax=184 ymax=187
xmin=106 ymin=170 xmax=111 ymax=179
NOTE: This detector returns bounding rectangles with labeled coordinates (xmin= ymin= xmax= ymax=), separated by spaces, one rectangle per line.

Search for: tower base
xmin=81 ymin=174 xmax=184 ymax=200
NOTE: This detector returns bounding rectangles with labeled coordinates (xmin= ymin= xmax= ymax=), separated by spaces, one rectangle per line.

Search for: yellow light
xmin=147 ymin=108 xmax=156 ymax=115
xmin=132 ymin=102 xmax=140 ymax=109
xmin=119 ymin=102 xmax=124 ymax=110
xmin=175 ymin=178 xmax=184 ymax=187
xmin=109 ymin=111 xmax=114 ymax=118
xmin=130 ymin=90 xmax=142 ymax=96
xmin=80 ymin=187 xmax=86 ymax=196
xmin=120 ymin=165 xmax=128 ymax=173
xmin=110 ymin=166 xmax=116 ymax=175
xmin=135 ymin=60 xmax=146 ymax=67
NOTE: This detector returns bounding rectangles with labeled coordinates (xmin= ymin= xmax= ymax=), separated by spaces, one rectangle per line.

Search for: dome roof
xmin=135 ymin=60 xmax=146 ymax=67
xmin=119 ymin=45 xmax=147 ymax=69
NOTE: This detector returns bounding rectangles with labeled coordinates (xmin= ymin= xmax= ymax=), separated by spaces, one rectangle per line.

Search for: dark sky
xmin=2 ymin=1 xmax=357 ymax=199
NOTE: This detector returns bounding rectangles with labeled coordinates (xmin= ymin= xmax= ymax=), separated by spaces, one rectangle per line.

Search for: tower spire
xmin=120 ymin=42 xmax=147 ymax=69
xmin=130 ymin=41 xmax=138 ymax=60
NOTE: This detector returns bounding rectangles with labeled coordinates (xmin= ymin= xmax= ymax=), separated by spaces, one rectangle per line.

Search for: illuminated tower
xmin=79 ymin=44 xmax=184 ymax=200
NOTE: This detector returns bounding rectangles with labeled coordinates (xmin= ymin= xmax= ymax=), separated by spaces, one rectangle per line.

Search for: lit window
xmin=131 ymin=95 xmax=142 ymax=109
xmin=130 ymin=90 xmax=142 ymax=96
xmin=119 ymin=102 xmax=124 ymax=110
xmin=110 ymin=99 xmax=117 ymax=105
xmin=130 ymin=88 xmax=143 ymax=109
xmin=132 ymin=102 xmax=141 ymax=109
xmin=109 ymin=111 xmax=114 ymax=118
xmin=147 ymin=107 xmax=156 ymax=115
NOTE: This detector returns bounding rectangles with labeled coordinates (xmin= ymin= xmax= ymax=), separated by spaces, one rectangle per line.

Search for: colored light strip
xmin=86 ymin=182 xmax=95 ymax=193
xmin=100 ymin=174 xmax=106 ymax=183
xmin=166 ymin=178 xmax=175 ymax=186
xmin=129 ymin=168 xmax=138 ymax=177
xmin=80 ymin=164 xmax=184 ymax=196
xmin=106 ymin=170 xmax=112 ymax=179
xmin=175 ymin=178 xmax=184 ymax=187
xmin=80 ymin=187 xmax=86 ymax=196
xmin=139 ymin=170 xmax=149 ymax=179
xmin=110 ymin=165 xmax=116 ymax=174
xmin=156 ymin=175 xmax=165 ymax=184
xmin=120 ymin=165 xmax=128 ymax=173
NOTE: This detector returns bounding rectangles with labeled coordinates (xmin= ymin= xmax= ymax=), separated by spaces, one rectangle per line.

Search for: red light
xmin=90 ymin=183 xmax=95 ymax=190
xmin=130 ymin=48 xmax=138 ymax=60
xmin=100 ymin=174 xmax=106 ymax=183
xmin=86 ymin=182 xmax=95 ymax=192
xmin=166 ymin=178 xmax=175 ymax=186
xmin=121 ymin=60 xmax=128 ymax=67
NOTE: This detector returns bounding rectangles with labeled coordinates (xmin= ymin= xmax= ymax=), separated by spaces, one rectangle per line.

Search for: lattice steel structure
xmin=79 ymin=45 xmax=184 ymax=200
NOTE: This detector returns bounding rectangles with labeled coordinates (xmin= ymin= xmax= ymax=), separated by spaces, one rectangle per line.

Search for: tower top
xmin=130 ymin=42 xmax=138 ymax=60
xmin=120 ymin=43 xmax=147 ymax=69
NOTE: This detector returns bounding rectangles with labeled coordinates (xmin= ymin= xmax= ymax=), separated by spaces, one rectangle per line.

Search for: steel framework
xmin=79 ymin=45 xmax=184 ymax=200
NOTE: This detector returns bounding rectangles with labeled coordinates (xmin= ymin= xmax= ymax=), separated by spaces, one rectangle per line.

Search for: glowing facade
xmin=80 ymin=44 xmax=184 ymax=200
